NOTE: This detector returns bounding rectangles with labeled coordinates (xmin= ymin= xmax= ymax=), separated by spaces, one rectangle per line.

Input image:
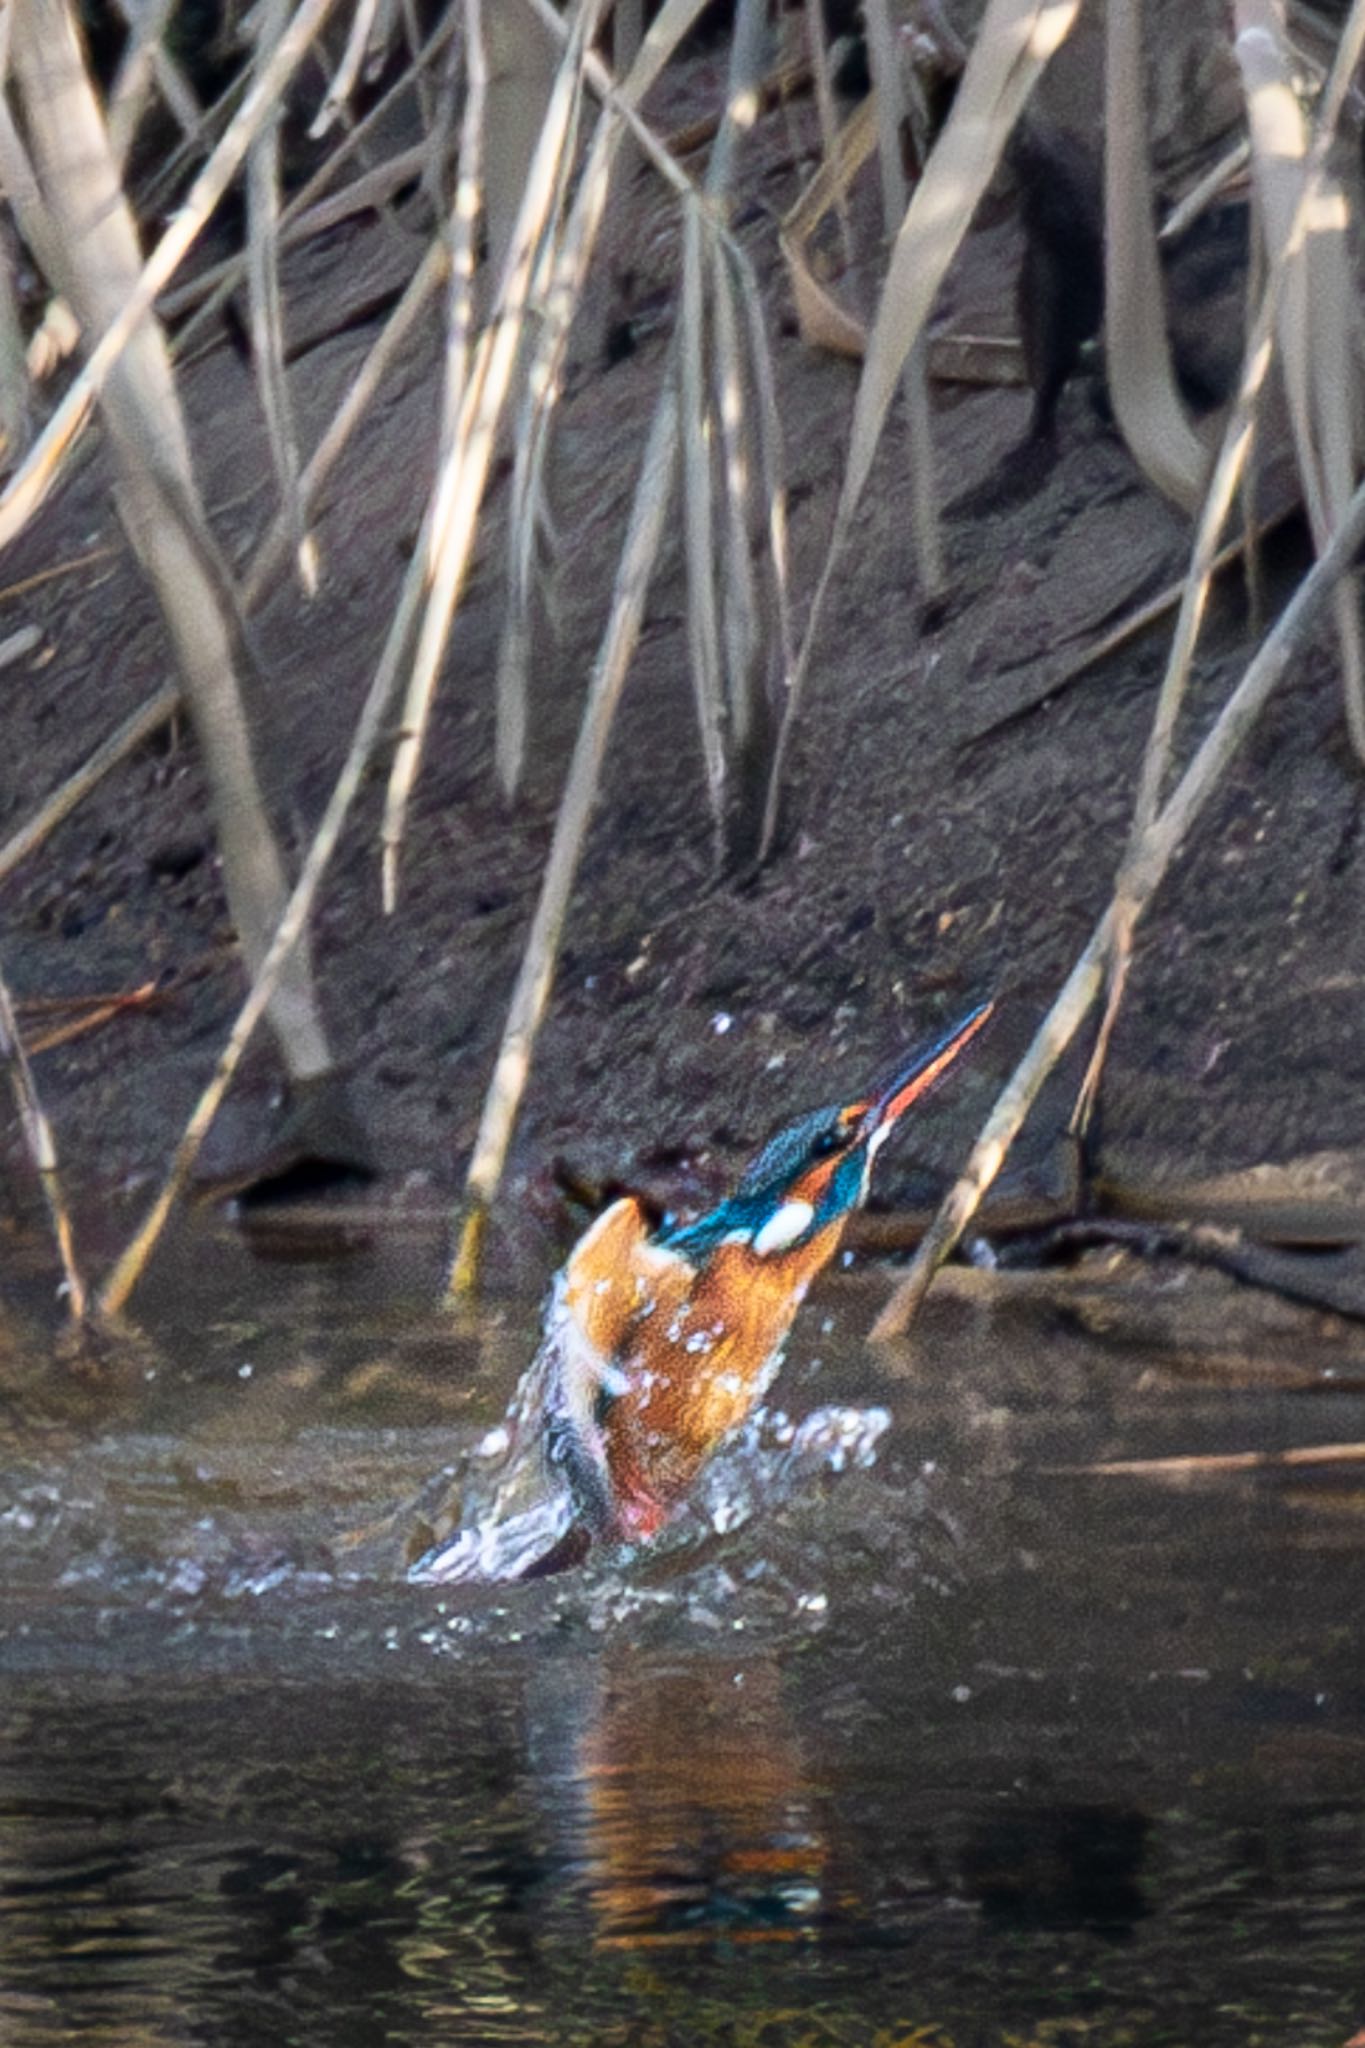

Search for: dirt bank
xmin=3 ymin=48 xmax=1362 ymax=1292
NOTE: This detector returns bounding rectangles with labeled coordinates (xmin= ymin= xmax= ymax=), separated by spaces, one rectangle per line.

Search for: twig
xmin=959 ymin=502 xmax=1298 ymax=752
xmin=0 ymin=542 xmax=116 ymax=607
xmin=26 ymin=981 xmax=158 ymax=1054
xmin=19 ymin=984 xmax=156 ymax=1013
xmin=1058 ymin=1442 xmax=1365 ymax=1478
xmin=0 ymin=685 xmax=179 ymax=889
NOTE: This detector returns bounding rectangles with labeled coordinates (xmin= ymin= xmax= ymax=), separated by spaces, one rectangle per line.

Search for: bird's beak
xmin=851 ymin=1000 xmax=995 ymax=1150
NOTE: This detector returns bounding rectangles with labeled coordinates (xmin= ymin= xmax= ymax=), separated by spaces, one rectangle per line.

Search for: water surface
xmin=2 ymin=1222 xmax=1364 ymax=2045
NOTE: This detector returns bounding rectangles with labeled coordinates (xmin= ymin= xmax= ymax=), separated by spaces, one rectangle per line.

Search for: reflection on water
xmin=537 ymin=1651 xmax=824 ymax=1950
xmin=1 ymin=1221 xmax=1365 ymax=2044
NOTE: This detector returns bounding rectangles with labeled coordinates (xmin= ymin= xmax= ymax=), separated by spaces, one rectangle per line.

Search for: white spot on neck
xmin=752 ymin=1198 xmax=815 ymax=1257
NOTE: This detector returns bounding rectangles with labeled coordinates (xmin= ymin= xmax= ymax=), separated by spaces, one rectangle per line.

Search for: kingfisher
xmin=411 ymin=1002 xmax=992 ymax=1583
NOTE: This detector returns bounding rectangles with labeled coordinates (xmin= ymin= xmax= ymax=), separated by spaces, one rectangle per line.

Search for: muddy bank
xmin=2 ymin=50 xmax=1363 ymax=1294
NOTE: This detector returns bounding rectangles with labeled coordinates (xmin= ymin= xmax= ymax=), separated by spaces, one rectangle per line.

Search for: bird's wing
xmin=560 ymin=1195 xmax=691 ymax=1357
xmin=410 ymin=1202 xmax=696 ymax=1580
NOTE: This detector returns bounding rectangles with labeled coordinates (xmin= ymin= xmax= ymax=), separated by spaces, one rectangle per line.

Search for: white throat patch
xmin=752 ymin=1198 xmax=816 ymax=1257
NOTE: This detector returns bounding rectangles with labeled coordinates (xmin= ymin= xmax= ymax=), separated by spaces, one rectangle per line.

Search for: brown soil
xmin=3 ymin=51 xmax=1363 ymax=1288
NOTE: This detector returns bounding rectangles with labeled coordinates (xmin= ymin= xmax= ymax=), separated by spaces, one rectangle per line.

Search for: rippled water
xmin=2 ymin=1219 xmax=1364 ymax=2045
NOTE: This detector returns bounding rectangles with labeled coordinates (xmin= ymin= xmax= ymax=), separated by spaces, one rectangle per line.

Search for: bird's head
xmin=660 ymin=1001 xmax=993 ymax=1263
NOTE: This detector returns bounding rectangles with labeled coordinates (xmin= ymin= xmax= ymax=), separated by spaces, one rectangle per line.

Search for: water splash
xmin=407 ymin=1401 xmax=892 ymax=1588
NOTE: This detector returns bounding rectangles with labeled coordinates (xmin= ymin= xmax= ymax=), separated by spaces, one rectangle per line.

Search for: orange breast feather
xmin=562 ymin=1198 xmax=847 ymax=1522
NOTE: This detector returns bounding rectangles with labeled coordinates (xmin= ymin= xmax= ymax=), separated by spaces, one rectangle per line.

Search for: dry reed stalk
xmin=99 ymin=512 xmax=440 ymax=1315
xmin=0 ymin=0 xmax=342 ymax=556
xmin=0 ymin=83 xmax=66 ymax=296
xmin=1238 ymin=216 xmax=1268 ymax=641
xmin=309 ymin=0 xmax=386 ymax=136
xmin=131 ymin=44 xmax=248 ymax=224
xmin=710 ymin=242 xmax=763 ymax=782
xmin=247 ymin=0 xmax=314 ymax=596
xmin=449 ymin=391 xmax=681 ymax=1300
xmin=675 ymin=0 xmax=771 ymax=864
xmin=0 ymin=964 xmax=85 ymax=1320
xmin=380 ymin=0 xmax=598 ymax=913
xmin=400 ymin=0 xmax=440 ymax=142
xmin=433 ymin=0 xmax=486 ymax=479
xmin=779 ymin=89 xmax=878 ymax=357
xmin=490 ymin=3 xmax=608 ymax=802
xmin=1071 ymin=0 xmax=1365 ymax=1132
xmin=451 ymin=0 xmax=772 ymax=1292
xmin=1102 ymin=0 xmax=1209 ymax=511
xmin=98 ymin=8 xmax=596 ymax=1312
xmin=615 ymin=0 xmax=644 ymax=69
xmin=864 ymin=0 xmax=944 ymax=597
xmin=725 ymin=236 xmax=795 ymax=697
xmin=108 ymin=0 xmax=198 ymax=170
xmin=1159 ymin=139 xmax=1252 ymax=242
xmin=492 ymin=0 xmax=720 ymax=802
xmin=0 ymin=238 xmax=447 ymax=885
xmin=1237 ymin=0 xmax=1365 ymax=759
xmin=244 ymin=235 xmax=449 ymax=605
xmin=482 ymin=4 xmax=561 ymax=311
xmin=802 ymin=0 xmax=855 ymax=272
xmin=160 ymin=10 xmax=458 ymax=339
xmin=1133 ymin=12 xmax=1365 ymax=831
xmin=761 ymin=0 xmax=1083 ymax=860
xmin=873 ymin=465 xmax=1365 ymax=1338
xmin=680 ymin=201 xmax=728 ymax=857
xmin=0 ymin=214 xmax=31 ymax=466
xmin=11 ymin=0 xmax=336 ymax=1092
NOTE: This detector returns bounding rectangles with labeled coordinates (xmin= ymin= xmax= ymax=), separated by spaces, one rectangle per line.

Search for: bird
xmin=411 ymin=1002 xmax=993 ymax=1584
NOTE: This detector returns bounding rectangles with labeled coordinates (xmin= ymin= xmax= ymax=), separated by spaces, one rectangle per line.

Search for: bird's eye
xmin=811 ymin=1128 xmax=843 ymax=1160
